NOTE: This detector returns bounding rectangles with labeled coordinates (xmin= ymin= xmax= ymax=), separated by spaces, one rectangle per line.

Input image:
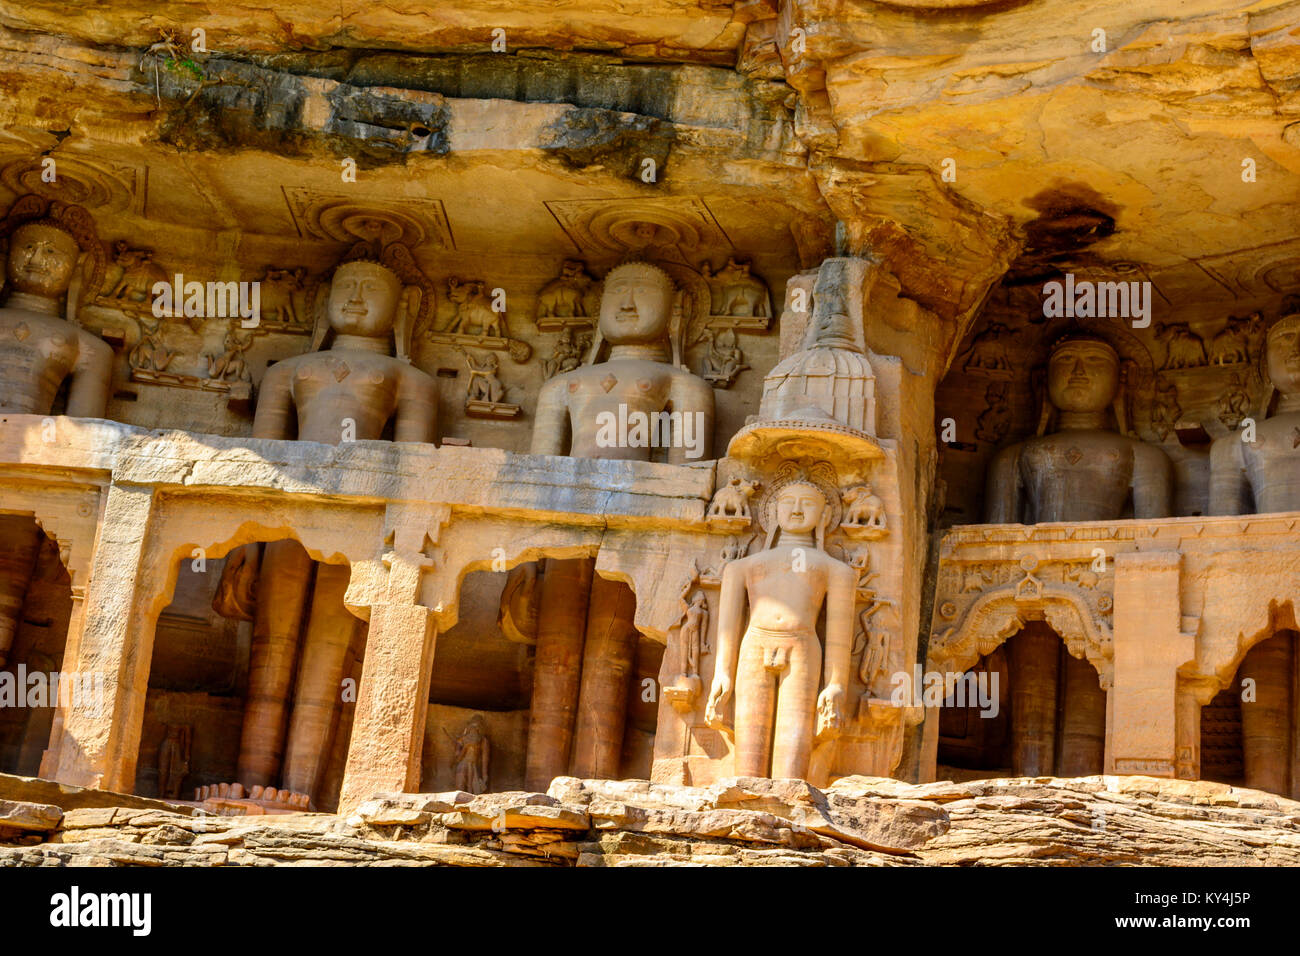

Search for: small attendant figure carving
xmin=157 ymin=724 xmax=192 ymax=800
xmin=206 ymin=326 xmax=255 ymax=382
xmin=705 ymin=478 xmax=855 ymax=779
xmin=466 ymin=350 xmax=505 ymax=404
xmin=449 ymin=715 xmax=491 ymax=795
xmin=701 ymin=327 xmax=749 ymax=388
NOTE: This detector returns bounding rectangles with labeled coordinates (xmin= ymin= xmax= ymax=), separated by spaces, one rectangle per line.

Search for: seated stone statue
xmin=0 ymin=208 xmax=112 ymax=417
xmin=523 ymin=261 xmax=716 ymax=789
xmin=531 ymin=261 xmax=714 ymax=463
xmin=1210 ymin=313 xmax=1300 ymax=514
xmin=219 ymin=248 xmax=438 ymax=808
xmin=705 ymin=479 xmax=855 ymax=780
xmin=985 ymin=336 xmax=1172 ymax=523
xmin=0 ymin=202 xmax=113 ymax=668
xmin=254 ymin=256 xmax=437 ymax=443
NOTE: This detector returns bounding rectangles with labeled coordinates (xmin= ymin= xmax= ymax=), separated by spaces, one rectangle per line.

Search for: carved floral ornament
xmin=929 ymin=563 xmax=1115 ymax=690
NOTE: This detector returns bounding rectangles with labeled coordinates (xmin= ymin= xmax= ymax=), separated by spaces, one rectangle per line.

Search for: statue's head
xmin=1266 ymin=314 xmax=1300 ymax=395
xmin=6 ymin=221 xmax=80 ymax=298
xmin=774 ymin=480 xmax=828 ymax=535
xmin=598 ymin=261 xmax=674 ymax=343
xmin=326 ymin=260 xmax=402 ymax=338
xmin=1047 ymin=337 xmax=1119 ymax=413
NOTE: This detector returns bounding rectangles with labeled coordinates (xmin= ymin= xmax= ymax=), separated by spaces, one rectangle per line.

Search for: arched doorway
xmin=938 ymin=621 xmax=1106 ymax=778
xmin=1201 ymin=629 xmax=1298 ymax=797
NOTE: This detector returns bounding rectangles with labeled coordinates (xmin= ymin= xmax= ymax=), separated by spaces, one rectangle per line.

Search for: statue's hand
xmin=816 ymin=684 xmax=845 ymax=739
xmin=705 ymin=675 xmax=733 ymax=730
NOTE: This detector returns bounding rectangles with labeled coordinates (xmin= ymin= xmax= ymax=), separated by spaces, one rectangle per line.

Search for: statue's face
xmin=1047 ymin=341 xmax=1119 ymax=413
xmin=1266 ymin=319 xmax=1300 ymax=395
xmin=775 ymin=483 xmax=826 ymax=535
xmin=327 ymin=262 xmax=401 ymax=337
xmin=598 ymin=266 xmax=672 ymax=343
xmin=6 ymin=224 xmax=79 ymax=298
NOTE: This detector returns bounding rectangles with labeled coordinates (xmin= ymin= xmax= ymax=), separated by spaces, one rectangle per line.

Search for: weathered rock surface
xmin=4 ymin=774 xmax=1300 ymax=866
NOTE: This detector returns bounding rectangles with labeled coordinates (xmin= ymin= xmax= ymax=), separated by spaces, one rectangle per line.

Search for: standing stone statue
xmin=1210 ymin=312 xmax=1300 ymax=515
xmin=0 ymin=199 xmax=113 ymax=668
xmin=704 ymin=478 xmax=854 ymax=779
xmin=984 ymin=336 xmax=1172 ymax=524
xmin=449 ymin=714 xmax=491 ymax=795
xmin=156 ymin=724 xmax=192 ymax=800
xmin=523 ymin=261 xmax=715 ymax=789
xmin=219 ymin=243 xmax=438 ymax=807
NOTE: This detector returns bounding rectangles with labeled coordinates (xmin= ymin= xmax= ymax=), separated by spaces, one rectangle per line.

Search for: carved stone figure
xmin=1150 ymin=374 xmax=1181 ymax=441
xmin=963 ymin=321 xmax=1013 ymax=373
xmin=536 ymin=259 xmax=595 ymax=324
xmin=0 ymin=200 xmax=112 ymax=418
xmin=1209 ymin=312 xmax=1263 ymax=366
xmin=466 ymin=350 xmax=505 ymax=404
xmin=205 ymin=326 xmax=254 ymax=382
xmin=1217 ymin=374 xmax=1251 ymax=429
xmin=109 ymin=241 xmax=167 ymax=303
xmin=705 ymin=257 xmax=770 ymax=319
xmin=985 ymin=336 xmax=1173 ymax=523
xmin=681 ymin=590 xmax=710 ymax=672
xmin=259 ymin=267 xmax=308 ymax=327
xmin=975 ymin=381 xmax=1012 ymax=444
xmin=841 ymin=484 xmax=886 ymax=529
xmin=1211 ymin=313 xmax=1300 ymax=514
xmin=156 ymin=724 xmax=192 ymax=800
xmin=1156 ymin=322 xmax=1207 ymax=369
xmin=525 ymin=261 xmax=715 ymax=789
xmin=705 ymin=478 xmax=855 ymax=779
xmin=701 ymin=327 xmax=749 ymax=387
xmin=857 ymin=604 xmax=890 ymax=693
xmin=541 ymin=327 xmax=588 ymax=379
xmin=128 ymin=316 xmax=175 ymax=373
xmin=217 ymin=243 xmax=437 ymax=807
xmin=448 ymin=715 xmax=491 ymax=795
xmin=445 ymin=277 xmax=502 ymax=337
xmin=707 ymin=477 xmax=759 ymax=520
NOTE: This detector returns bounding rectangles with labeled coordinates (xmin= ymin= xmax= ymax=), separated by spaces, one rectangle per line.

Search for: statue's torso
xmin=1242 ymin=412 xmax=1300 ymax=513
xmin=1018 ymin=430 xmax=1135 ymax=523
xmin=733 ymin=547 xmax=831 ymax=636
xmin=283 ymin=348 xmax=412 ymax=443
xmin=559 ymin=358 xmax=677 ymax=459
xmin=0 ymin=309 xmax=83 ymax=414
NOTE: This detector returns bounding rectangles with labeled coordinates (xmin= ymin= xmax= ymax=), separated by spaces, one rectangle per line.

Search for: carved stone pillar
xmin=337 ymin=596 xmax=436 ymax=812
xmin=236 ymin=539 xmax=314 ymax=788
xmin=1057 ymin=653 xmax=1105 ymax=776
xmin=1239 ymin=633 xmax=1292 ymax=796
xmin=282 ymin=561 xmax=361 ymax=803
xmin=569 ymin=573 xmax=638 ymax=780
xmin=525 ymin=557 xmax=594 ymax=790
xmin=1009 ymin=623 xmax=1059 ymax=776
xmin=45 ymin=485 xmax=153 ymax=791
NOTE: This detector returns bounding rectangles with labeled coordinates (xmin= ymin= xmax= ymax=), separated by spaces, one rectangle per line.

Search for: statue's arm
xmin=983 ymin=445 xmax=1022 ymax=523
xmin=705 ymin=560 xmax=746 ymax=723
xmin=1208 ymin=434 xmax=1250 ymax=516
xmin=823 ymin=563 xmax=855 ymax=693
xmin=667 ymin=372 xmax=715 ymax=464
xmin=65 ymin=333 xmax=113 ymax=418
xmin=394 ymin=368 xmax=438 ymax=444
xmin=530 ymin=377 xmax=570 ymax=456
xmin=1131 ymin=442 xmax=1173 ymax=518
xmin=252 ymin=362 xmax=295 ymax=439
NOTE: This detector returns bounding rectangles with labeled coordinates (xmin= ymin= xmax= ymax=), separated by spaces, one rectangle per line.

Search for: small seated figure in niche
xmin=1211 ymin=313 xmax=1300 ymax=515
xmin=128 ymin=315 xmax=175 ymax=373
xmin=448 ymin=715 xmax=491 ymax=795
xmin=542 ymin=327 xmax=587 ymax=379
xmin=206 ymin=326 xmax=255 ymax=382
xmin=701 ymin=327 xmax=749 ymax=388
xmin=705 ymin=478 xmax=855 ymax=779
xmin=985 ymin=336 xmax=1172 ymax=523
xmin=465 ymin=350 xmax=505 ymax=404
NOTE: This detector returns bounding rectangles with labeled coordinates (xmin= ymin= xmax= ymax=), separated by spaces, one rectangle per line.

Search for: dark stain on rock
xmin=539 ymin=107 xmax=675 ymax=177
